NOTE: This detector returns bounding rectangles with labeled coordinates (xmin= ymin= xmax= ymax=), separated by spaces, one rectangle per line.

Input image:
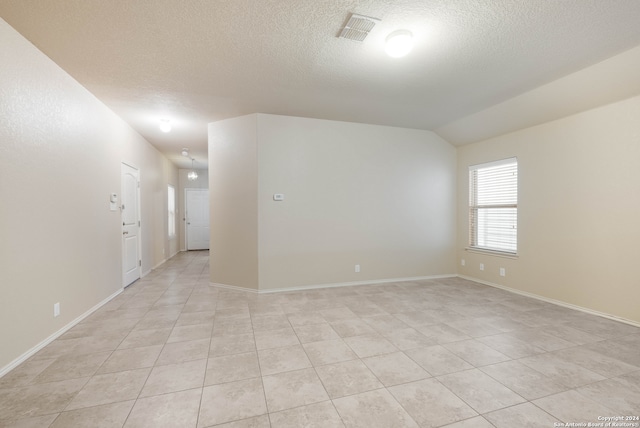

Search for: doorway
xmin=121 ymin=163 xmax=141 ymax=286
xmin=185 ymin=189 xmax=210 ymax=250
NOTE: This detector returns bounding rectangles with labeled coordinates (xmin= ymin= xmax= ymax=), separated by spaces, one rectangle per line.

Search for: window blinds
xmin=469 ymin=158 xmax=518 ymax=254
xmin=168 ymin=185 xmax=176 ymax=237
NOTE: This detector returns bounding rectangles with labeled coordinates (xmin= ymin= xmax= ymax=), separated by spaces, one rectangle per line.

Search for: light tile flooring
xmin=1 ymin=251 xmax=639 ymax=427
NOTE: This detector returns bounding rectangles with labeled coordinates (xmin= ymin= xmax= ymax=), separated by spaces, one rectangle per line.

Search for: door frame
xmin=184 ymin=188 xmax=209 ymax=250
xmin=121 ymin=162 xmax=142 ymax=287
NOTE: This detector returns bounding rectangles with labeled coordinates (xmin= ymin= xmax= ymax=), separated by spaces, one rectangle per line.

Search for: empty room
xmin=1 ymin=1 xmax=639 ymax=427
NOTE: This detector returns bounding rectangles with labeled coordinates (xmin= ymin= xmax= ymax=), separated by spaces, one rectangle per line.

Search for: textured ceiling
xmin=2 ymin=0 xmax=640 ymax=168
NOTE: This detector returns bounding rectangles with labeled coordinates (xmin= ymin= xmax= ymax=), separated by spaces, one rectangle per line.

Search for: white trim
xmin=458 ymin=275 xmax=640 ymax=328
xmin=469 ymin=156 xmax=517 ymax=171
xmin=152 ymin=258 xmax=168 ymax=270
xmin=168 ymin=184 xmax=176 ymax=239
xmin=121 ymin=162 xmax=142 ymax=286
xmin=211 ymin=282 xmax=260 ymax=293
xmin=211 ymin=274 xmax=457 ymax=294
xmin=465 ymin=247 xmax=519 ymax=259
xmin=0 ymin=288 xmax=124 ymax=378
xmin=184 ymin=188 xmax=210 ymax=251
xmin=121 ymin=160 xmax=141 ymax=171
xmin=141 ymin=257 xmax=170 ymax=278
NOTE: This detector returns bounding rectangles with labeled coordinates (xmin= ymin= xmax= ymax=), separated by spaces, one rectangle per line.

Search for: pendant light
xmin=187 ymin=158 xmax=198 ymax=181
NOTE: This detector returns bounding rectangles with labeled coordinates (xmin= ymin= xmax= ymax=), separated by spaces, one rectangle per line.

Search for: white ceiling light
xmin=181 ymin=148 xmax=189 ymax=157
xmin=159 ymin=119 xmax=172 ymax=133
xmin=385 ymin=30 xmax=414 ymax=58
xmin=187 ymin=158 xmax=198 ymax=181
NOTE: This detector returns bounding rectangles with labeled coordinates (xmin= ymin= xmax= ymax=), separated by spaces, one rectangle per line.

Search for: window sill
xmin=465 ymin=247 xmax=519 ymax=259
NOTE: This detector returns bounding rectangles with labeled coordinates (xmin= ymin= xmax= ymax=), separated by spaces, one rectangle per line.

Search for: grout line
xmin=248 ymin=300 xmax=272 ymax=425
xmin=3 ymin=254 xmax=638 ymax=427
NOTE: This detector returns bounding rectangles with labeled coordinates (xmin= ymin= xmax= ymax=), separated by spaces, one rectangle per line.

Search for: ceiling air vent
xmin=338 ymin=13 xmax=381 ymax=42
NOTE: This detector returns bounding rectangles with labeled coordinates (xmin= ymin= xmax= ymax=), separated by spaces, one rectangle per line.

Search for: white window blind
xmin=168 ymin=185 xmax=176 ymax=237
xmin=469 ymin=158 xmax=517 ymax=254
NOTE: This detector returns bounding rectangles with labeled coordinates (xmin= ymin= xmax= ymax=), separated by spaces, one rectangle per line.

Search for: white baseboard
xmin=211 ymin=274 xmax=457 ymax=295
xmin=152 ymin=258 xmax=168 ymax=270
xmin=211 ymin=282 xmax=260 ymax=293
xmin=458 ymin=275 xmax=640 ymax=328
xmin=141 ymin=258 xmax=170 ymax=278
xmin=0 ymin=288 xmax=124 ymax=378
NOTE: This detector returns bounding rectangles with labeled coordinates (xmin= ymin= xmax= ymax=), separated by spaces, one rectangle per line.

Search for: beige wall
xmin=0 ymin=19 xmax=177 ymax=371
xmin=208 ymin=114 xmax=457 ymax=291
xmin=208 ymin=115 xmax=259 ymax=289
xmin=457 ymin=94 xmax=640 ymax=324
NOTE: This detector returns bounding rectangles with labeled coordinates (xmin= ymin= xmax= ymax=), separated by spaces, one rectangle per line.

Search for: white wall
xmin=208 ymin=114 xmax=457 ymax=291
xmin=257 ymin=114 xmax=457 ymax=289
xmin=457 ymin=94 xmax=640 ymax=324
xmin=0 ymin=19 xmax=177 ymax=371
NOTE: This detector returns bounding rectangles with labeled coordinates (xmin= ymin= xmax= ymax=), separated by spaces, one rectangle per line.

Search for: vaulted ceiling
xmin=2 ymin=0 xmax=640 ymax=168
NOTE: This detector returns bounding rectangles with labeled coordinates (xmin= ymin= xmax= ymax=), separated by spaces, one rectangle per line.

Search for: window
xmin=168 ymin=185 xmax=176 ymax=237
xmin=469 ymin=158 xmax=517 ymax=254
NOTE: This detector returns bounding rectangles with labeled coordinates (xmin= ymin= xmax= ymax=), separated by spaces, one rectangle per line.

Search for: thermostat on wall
xmin=273 ymin=194 xmax=285 ymax=201
xmin=109 ymin=193 xmax=119 ymax=211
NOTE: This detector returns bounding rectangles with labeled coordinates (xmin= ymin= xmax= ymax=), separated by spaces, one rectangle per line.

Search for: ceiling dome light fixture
xmin=385 ymin=30 xmax=414 ymax=58
xmin=181 ymin=148 xmax=189 ymax=157
xmin=159 ymin=119 xmax=172 ymax=133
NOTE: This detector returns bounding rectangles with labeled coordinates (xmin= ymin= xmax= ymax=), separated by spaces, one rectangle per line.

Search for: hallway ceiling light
xmin=181 ymin=148 xmax=189 ymax=157
xmin=159 ymin=119 xmax=172 ymax=133
xmin=187 ymin=158 xmax=198 ymax=181
xmin=385 ymin=30 xmax=414 ymax=58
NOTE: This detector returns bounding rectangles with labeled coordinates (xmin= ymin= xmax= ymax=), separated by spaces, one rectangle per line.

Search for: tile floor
xmin=1 ymin=250 xmax=639 ymax=427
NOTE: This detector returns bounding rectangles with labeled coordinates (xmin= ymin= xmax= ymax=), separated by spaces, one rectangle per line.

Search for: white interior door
xmin=186 ymin=189 xmax=210 ymax=250
xmin=121 ymin=163 xmax=141 ymax=286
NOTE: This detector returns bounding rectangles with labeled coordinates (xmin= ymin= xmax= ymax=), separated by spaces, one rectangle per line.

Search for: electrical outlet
xmin=479 ymin=263 xmax=484 ymax=271
xmin=500 ymin=267 xmax=506 ymax=277
xmin=461 ymin=259 xmax=465 ymax=266
xmin=54 ymin=302 xmax=60 ymax=317
xmin=355 ymin=264 xmax=360 ymax=273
